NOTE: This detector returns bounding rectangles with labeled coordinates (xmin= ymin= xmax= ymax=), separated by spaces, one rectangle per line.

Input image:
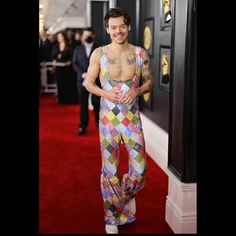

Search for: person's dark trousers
xmin=77 ymin=83 xmax=89 ymax=130
xmin=92 ymin=94 xmax=100 ymax=126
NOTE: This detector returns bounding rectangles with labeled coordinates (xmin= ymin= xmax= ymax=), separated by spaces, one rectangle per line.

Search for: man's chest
xmin=107 ymin=52 xmax=136 ymax=79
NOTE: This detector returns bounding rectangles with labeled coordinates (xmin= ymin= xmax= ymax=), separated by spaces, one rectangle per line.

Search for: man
xmin=39 ymin=29 xmax=52 ymax=88
xmin=39 ymin=29 xmax=51 ymax=63
xmin=85 ymin=8 xmax=153 ymax=234
xmin=73 ymin=27 xmax=100 ymax=135
xmin=70 ymin=30 xmax=82 ymax=53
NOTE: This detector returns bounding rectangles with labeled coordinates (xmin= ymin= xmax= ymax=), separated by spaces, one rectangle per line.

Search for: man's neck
xmin=84 ymin=42 xmax=94 ymax=47
xmin=110 ymin=42 xmax=129 ymax=53
xmin=41 ymin=36 xmax=47 ymax=42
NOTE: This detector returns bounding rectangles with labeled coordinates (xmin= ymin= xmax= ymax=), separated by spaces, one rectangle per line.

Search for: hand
xmin=119 ymin=89 xmax=138 ymax=104
xmin=104 ymin=90 xmax=123 ymax=104
xmin=82 ymin=72 xmax=87 ymax=79
xmin=82 ymin=79 xmax=86 ymax=87
xmin=65 ymin=61 xmax=71 ymax=66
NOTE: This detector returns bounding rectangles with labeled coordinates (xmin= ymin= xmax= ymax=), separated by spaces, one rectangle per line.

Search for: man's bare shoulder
xmin=90 ymin=46 xmax=103 ymax=63
xmin=142 ymin=48 xmax=149 ymax=58
xmin=92 ymin=46 xmax=103 ymax=56
xmin=129 ymin=44 xmax=145 ymax=54
xmin=129 ymin=44 xmax=137 ymax=51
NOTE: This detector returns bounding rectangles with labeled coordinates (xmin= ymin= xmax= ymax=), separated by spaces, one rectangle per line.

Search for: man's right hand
xmin=82 ymin=72 xmax=87 ymax=79
xmin=104 ymin=90 xmax=123 ymax=104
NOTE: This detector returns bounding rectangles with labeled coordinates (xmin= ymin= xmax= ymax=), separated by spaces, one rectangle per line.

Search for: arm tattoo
xmin=142 ymin=64 xmax=153 ymax=93
xmin=92 ymin=81 xmax=98 ymax=88
xmin=140 ymin=51 xmax=154 ymax=93
xmin=143 ymin=59 xmax=149 ymax=65
xmin=142 ymin=73 xmax=151 ymax=82
xmin=142 ymin=56 xmax=153 ymax=84
xmin=141 ymin=72 xmax=153 ymax=94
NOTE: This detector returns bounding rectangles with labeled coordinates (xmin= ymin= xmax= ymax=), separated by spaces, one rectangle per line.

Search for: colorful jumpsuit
xmin=99 ymin=46 xmax=147 ymax=225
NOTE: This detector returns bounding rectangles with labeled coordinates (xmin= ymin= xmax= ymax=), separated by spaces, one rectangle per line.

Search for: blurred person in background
xmin=39 ymin=29 xmax=52 ymax=88
xmin=72 ymin=27 xmax=100 ymax=135
xmin=70 ymin=30 xmax=82 ymax=53
xmin=39 ymin=29 xmax=51 ymax=62
xmin=51 ymin=31 xmax=78 ymax=104
xmin=85 ymin=8 xmax=153 ymax=234
xmin=70 ymin=30 xmax=83 ymax=104
xmin=48 ymin=34 xmax=58 ymax=53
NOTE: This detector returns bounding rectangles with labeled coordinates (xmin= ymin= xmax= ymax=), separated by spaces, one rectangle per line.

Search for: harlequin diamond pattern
xmin=112 ymin=106 xmax=120 ymax=116
xmin=122 ymin=117 xmax=130 ymax=126
xmin=116 ymin=112 xmax=125 ymax=121
xmin=101 ymin=104 xmax=138 ymax=128
xmin=133 ymin=142 xmax=143 ymax=153
xmin=126 ymin=111 xmax=135 ymax=121
xmin=99 ymin=45 xmax=146 ymax=225
xmin=106 ymin=143 xmax=115 ymax=154
xmin=132 ymin=116 xmax=139 ymax=125
xmin=102 ymin=138 xmax=110 ymax=148
xmin=111 ymin=117 xmax=120 ymax=127
xmin=102 ymin=116 xmax=110 ymax=125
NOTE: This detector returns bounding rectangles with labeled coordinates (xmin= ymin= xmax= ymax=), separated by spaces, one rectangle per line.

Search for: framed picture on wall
xmin=159 ymin=46 xmax=171 ymax=92
xmin=140 ymin=90 xmax=153 ymax=111
xmin=160 ymin=0 xmax=172 ymax=30
xmin=143 ymin=17 xmax=154 ymax=58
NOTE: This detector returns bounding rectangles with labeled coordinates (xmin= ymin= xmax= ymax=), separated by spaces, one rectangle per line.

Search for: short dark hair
xmin=75 ymin=29 xmax=83 ymax=36
xmin=83 ymin=27 xmax=94 ymax=34
xmin=104 ymin=8 xmax=131 ymax=28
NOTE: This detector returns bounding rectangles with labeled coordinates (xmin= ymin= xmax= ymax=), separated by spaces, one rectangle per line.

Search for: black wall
xmin=138 ymin=0 xmax=171 ymax=133
xmin=116 ymin=0 xmax=139 ymax=45
xmin=168 ymin=0 xmax=197 ymax=183
xmin=91 ymin=1 xmax=109 ymax=46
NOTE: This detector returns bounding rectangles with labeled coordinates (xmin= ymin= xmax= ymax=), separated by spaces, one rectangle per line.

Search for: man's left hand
xmin=119 ymin=89 xmax=138 ymax=104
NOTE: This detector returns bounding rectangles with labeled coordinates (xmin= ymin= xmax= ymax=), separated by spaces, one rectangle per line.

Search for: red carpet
xmin=39 ymin=94 xmax=173 ymax=234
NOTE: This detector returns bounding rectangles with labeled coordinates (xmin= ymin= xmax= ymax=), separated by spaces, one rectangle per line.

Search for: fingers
xmin=123 ymin=99 xmax=133 ymax=104
xmin=109 ymin=90 xmax=136 ymax=105
xmin=120 ymin=96 xmax=135 ymax=104
xmin=119 ymin=93 xmax=133 ymax=104
xmin=111 ymin=93 xmax=122 ymax=104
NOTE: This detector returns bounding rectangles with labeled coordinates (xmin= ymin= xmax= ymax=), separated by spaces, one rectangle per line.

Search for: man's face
xmin=82 ymin=30 xmax=93 ymax=43
xmin=106 ymin=16 xmax=130 ymax=45
xmin=57 ymin=33 xmax=64 ymax=43
xmin=75 ymin=33 xmax=81 ymax=41
xmin=40 ymin=30 xmax=47 ymax=39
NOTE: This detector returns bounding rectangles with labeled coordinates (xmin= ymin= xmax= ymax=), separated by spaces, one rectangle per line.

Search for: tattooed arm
xmin=86 ymin=48 xmax=122 ymax=103
xmin=137 ymin=49 xmax=153 ymax=96
xmin=119 ymin=49 xmax=153 ymax=104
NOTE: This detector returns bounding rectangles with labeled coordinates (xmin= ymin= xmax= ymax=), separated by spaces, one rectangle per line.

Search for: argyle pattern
xmin=99 ymin=46 xmax=147 ymax=225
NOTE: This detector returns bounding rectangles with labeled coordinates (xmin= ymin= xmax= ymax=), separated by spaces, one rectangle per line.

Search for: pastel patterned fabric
xmin=99 ymin=46 xmax=147 ymax=225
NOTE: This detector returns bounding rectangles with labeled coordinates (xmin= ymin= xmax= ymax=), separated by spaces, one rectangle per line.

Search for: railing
xmin=40 ymin=61 xmax=66 ymax=93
